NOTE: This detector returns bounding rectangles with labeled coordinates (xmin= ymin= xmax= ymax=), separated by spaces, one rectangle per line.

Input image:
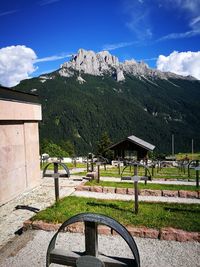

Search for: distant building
xmin=0 ymin=86 xmax=42 ymax=205
xmin=107 ymin=135 xmax=155 ymax=161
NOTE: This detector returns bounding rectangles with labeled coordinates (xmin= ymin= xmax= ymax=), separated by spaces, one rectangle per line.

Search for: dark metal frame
xmin=121 ymin=163 xmax=151 ymax=214
xmin=43 ymin=161 xmax=70 ymax=201
xmin=46 ymin=213 xmax=140 ymax=267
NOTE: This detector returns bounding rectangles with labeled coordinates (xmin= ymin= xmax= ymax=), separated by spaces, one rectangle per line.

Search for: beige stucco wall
xmin=0 ymin=100 xmax=42 ymax=121
xmin=0 ymin=100 xmax=42 ymax=205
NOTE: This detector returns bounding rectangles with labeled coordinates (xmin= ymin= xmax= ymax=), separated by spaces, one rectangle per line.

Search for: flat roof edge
xmin=0 ymin=86 xmax=40 ymax=104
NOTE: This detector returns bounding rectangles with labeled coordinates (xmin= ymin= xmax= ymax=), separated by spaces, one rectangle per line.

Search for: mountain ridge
xmin=13 ymin=49 xmax=200 ymax=155
xmin=58 ymin=48 xmax=197 ymax=82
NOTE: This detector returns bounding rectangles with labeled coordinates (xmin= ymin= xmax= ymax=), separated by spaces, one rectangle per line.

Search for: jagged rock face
xmin=59 ymin=48 xmax=196 ymax=82
xmin=116 ymin=68 xmax=125 ymax=82
xmin=60 ymin=49 xmax=119 ymax=76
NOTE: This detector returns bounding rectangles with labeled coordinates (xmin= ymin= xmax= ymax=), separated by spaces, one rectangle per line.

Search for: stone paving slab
xmin=73 ymin=190 xmax=200 ymax=204
xmin=101 ymin=176 xmax=196 ymax=185
xmin=0 ymin=176 xmax=82 ymax=249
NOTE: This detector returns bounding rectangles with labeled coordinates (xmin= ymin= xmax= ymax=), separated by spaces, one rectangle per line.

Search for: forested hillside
xmin=14 ymin=69 xmax=200 ymax=155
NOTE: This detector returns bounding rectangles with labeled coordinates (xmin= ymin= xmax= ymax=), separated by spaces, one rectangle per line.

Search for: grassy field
xmin=41 ymin=162 xmax=86 ymax=170
xmin=76 ymin=165 xmax=197 ymax=180
xmin=176 ymin=152 xmax=200 ymax=160
xmin=85 ymin=180 xmax=199 ymax=191
xmin=32 ymin=196 xmax=200 ymax=232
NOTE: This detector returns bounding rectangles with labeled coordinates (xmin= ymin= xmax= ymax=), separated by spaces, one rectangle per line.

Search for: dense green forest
xmin=14 ymin=70 xmax=200 ymax=155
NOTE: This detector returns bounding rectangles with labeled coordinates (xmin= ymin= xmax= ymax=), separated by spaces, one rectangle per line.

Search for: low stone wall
xmin=23 ymin=220 xmax=200 ymax=242
xmin=75 ymin=185 xmax=200 ymax=199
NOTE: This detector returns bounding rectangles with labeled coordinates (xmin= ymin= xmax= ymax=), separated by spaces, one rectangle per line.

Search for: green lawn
xmin=41 ymin=162 xmax=86 ymax=170
xmin=76 ymin=165 xmax=196 ymax=180
xmin=85 ymin=180 xmax=199 ymax=191
xmin=32 ymin=196 xmax=200 ymax=232
xmin=176 ymin=152 xmax=200 ymax=160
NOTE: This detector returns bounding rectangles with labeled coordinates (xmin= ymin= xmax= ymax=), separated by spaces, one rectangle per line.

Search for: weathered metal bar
xmin=46 ymin=213 xmax=140 ymax=267
xmin=134 ymin=181 xmax=138 ymax=214
xmin=54 ymin=163 xmax=59 ymax=202
xmin=50 ymin=249 xmax=136 ymax=266
xmin=133 ymin=164 xmax=138 ymax=214
xmin=97 ymin=164 xmax=100 ymax=183
xmin=104 ymin=163 xmax=107 ymax=171
xmin=151 ymin=165 xmax=154 ymax=177
xmin=91 ymin=157 xmax=94 ymax=172
xmin=196 ymin=160 xmax=199 ymax=188
xmin=85 ymin=221 xmax=98 ymax=257
xmin=118 ymin=162 xmax=121 ymax=175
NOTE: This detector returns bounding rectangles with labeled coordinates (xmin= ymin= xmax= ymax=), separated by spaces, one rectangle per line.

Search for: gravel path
xmin=0 ymin=230 xmax=199 ymax=267
xmin=0 ymin=177 xmax=82 ymax=249
xmin=73 ymin=191 xmax=200 ymax=204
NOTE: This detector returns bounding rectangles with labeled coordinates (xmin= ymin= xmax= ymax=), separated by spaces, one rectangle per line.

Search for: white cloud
xmin=157 ymin=51 xmax=200 ymax=79
xmin=157 ymin=0 xmax=200 ymax=41
xmin=159 ymin=0 xmax=200 ymax=16
xmin=0 ymin=45 xmax=37 ymax=87
xmin=0 ymin=10 xmax=18 ymax=17
xmin=158 ymin=29 xmax=200 ymax=41
xmin=35 ymin=53 xmax=72 ymax=63
xmin=39 ymin=0 xmax=60 ymax=6
xmin=102 ymin=41 xmax=136 ymax=51
xmin=123 ymin=0 xmax=152 ymax=40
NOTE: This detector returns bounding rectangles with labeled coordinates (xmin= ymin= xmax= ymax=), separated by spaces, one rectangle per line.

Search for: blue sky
xmin=0 ymin=0 xmax=200 ymax=86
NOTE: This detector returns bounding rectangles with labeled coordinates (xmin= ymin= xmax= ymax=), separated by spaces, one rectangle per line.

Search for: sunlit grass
xmin=76 ymin=165 xmax=196 ymax=180
xmin=32 ymin=196 xmax=200 ymax=232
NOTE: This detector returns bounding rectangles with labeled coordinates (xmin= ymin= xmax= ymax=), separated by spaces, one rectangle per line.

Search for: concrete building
xmin=0 ymin=86 xmax=42 ymax=206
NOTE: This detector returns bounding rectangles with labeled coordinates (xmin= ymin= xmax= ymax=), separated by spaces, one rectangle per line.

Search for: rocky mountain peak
xmin=60 ymin=49 xmax=119 ymax=77
xmin=59 ymin=49 xmax=193 ymax=82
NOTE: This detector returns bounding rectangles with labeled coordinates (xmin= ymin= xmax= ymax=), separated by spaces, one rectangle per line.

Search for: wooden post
xmin=85 ymin=221 xmax=98 ymax=257
xmin=54 ymin=162 xmax=59 ymax=202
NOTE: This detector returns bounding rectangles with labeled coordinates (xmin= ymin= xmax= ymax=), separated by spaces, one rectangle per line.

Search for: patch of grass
xmin=41 ymin=162 xmax=86 ymax=170
xmin=85 ymin=180 xmax=199 ymax=191
xmin=176 ymin=152 xmax=200 ymax=161
xmin=32 ymin=196 xmax=200 ymax=232
xmin=76 ymin=166 xmax=196 ymax=180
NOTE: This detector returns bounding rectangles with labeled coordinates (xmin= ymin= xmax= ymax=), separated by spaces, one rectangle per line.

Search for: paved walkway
xmin=73 ymin=191 xmax=200 ymax=204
